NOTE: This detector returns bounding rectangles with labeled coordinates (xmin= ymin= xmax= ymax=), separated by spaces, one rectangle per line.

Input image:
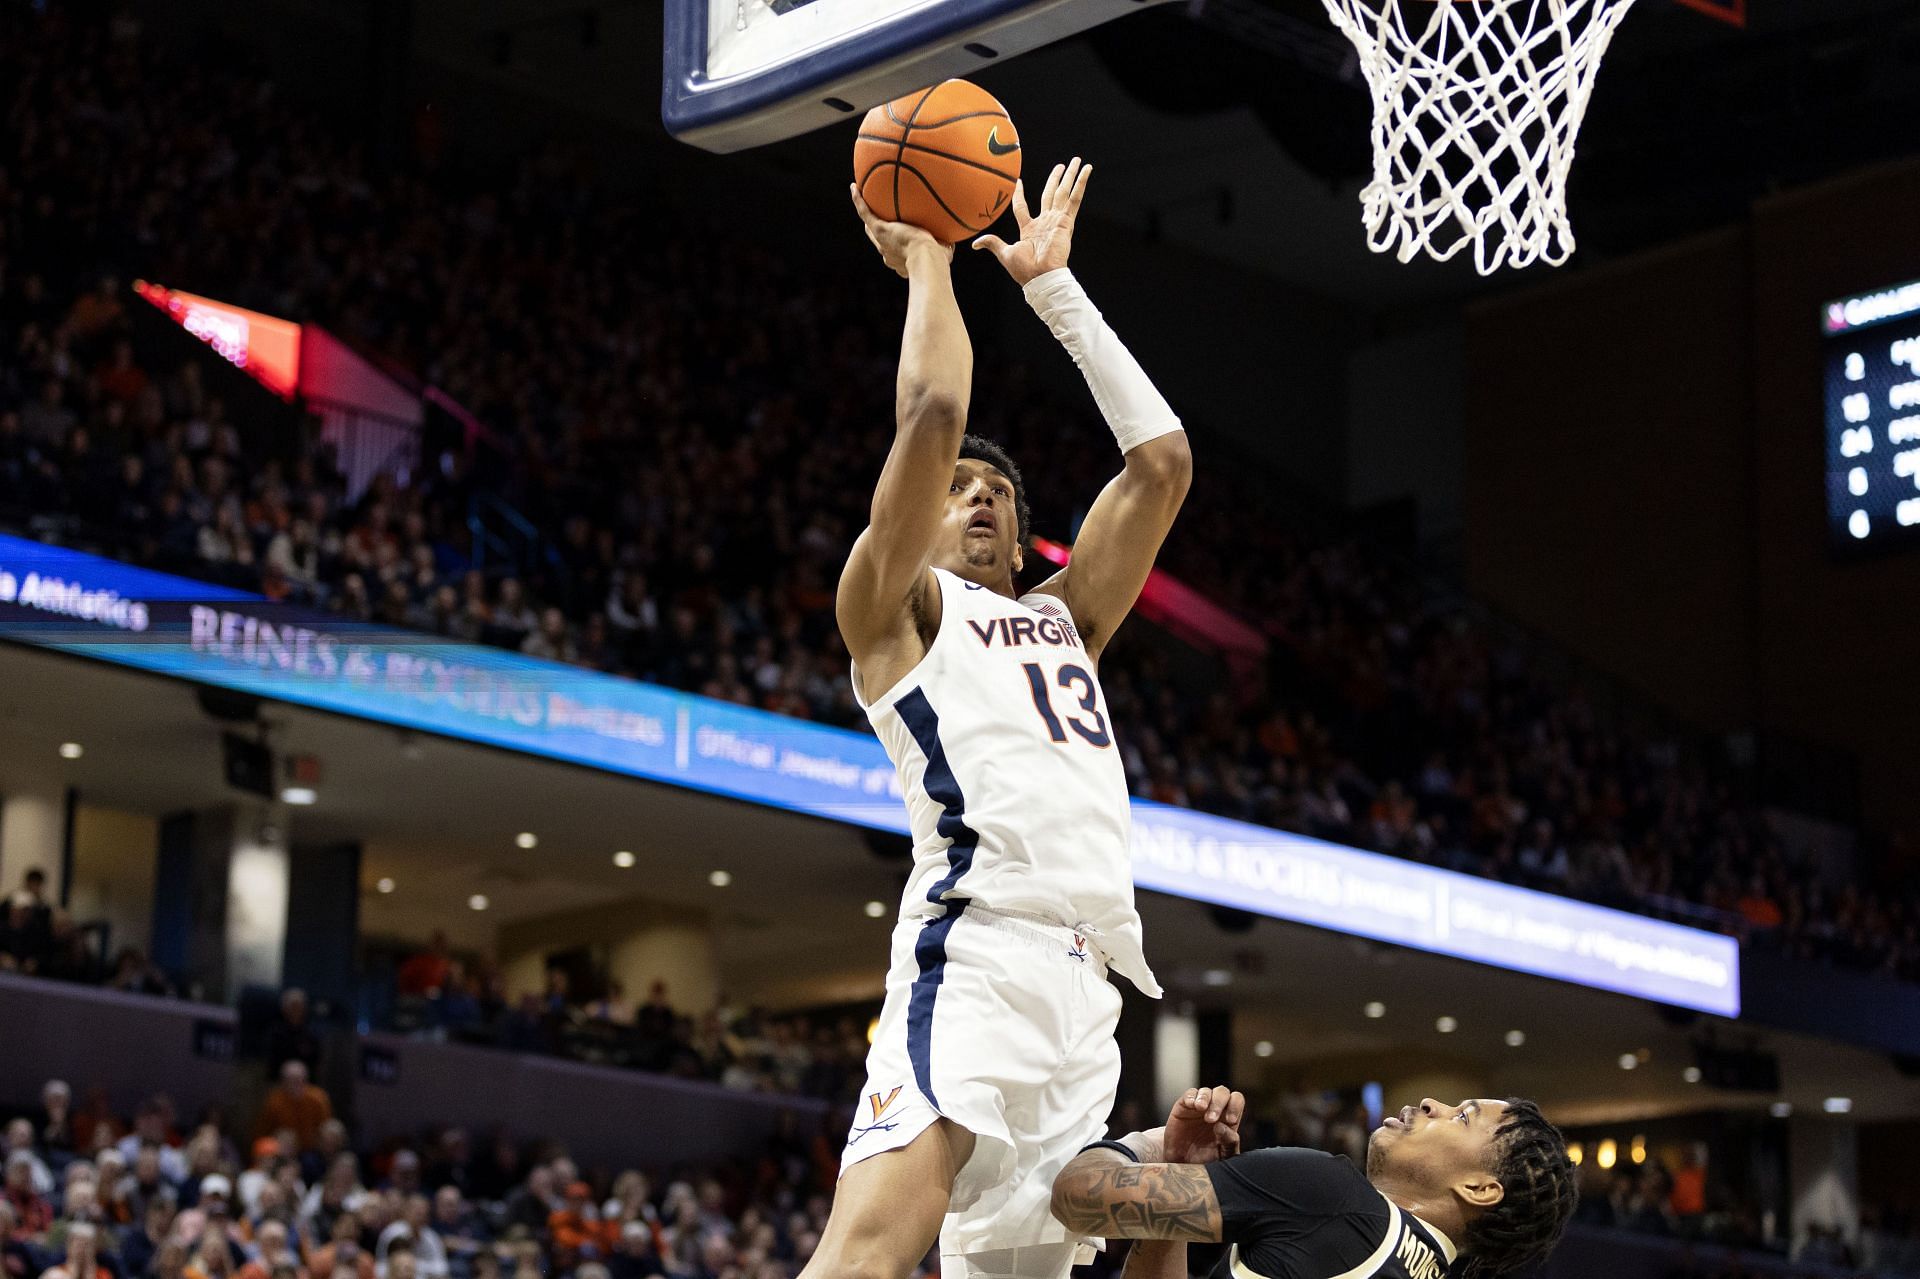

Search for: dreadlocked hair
xmin=1451 ymin=1100 xmax=1578 ymax=1279
xmin=958 ymin=434 xmax=1032 ymax=550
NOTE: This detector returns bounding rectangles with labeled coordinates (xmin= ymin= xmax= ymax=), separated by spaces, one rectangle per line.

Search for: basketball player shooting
xmin=807 ymin=156 xmax=1191 ymax=1279
xmin=1052 ymin=1087 xmax=1577 ymax=1279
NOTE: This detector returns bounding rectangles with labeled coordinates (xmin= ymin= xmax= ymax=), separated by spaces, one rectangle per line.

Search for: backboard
xmin=663 ymin=0 xmax=1170 ymax=153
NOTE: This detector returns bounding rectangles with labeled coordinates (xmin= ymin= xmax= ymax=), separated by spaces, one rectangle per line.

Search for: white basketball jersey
xmin=855 ymin=567 xmax=1160 ymax=996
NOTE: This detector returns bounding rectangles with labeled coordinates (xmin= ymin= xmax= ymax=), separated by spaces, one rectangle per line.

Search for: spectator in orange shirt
xmin=396 ymin=935 xmax=452 ymax=998
xmin=96 ymin=340 xmax=151 ymax=406
xmin=1737 ymin=877 xmax=1784 ymax=932
xmin=1669 ymin=1144 xmax=1709 ymax=1219
xmin=253 ymin=1063 xmax=333 ymax=1151
xmin=306 ymin=1214 xmax=375 ymax=1279
xmin=547 ymin=1182 xmax=616 ymax=1266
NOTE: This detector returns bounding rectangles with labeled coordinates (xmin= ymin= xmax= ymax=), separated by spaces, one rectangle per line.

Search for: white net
xmin=1319 ymin=0 xmax=1640 ymax=274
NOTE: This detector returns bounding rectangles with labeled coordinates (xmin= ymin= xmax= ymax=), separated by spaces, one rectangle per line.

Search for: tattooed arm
xmin=1122 ymin=1239 xmax=1195 ymax=1279
xmin=1049 ymin=1149 xmax=1225 ymax=1242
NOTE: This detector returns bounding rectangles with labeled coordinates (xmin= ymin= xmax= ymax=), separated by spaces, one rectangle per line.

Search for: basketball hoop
xmin=1319 ymin=0 xmax=1641 ymax=274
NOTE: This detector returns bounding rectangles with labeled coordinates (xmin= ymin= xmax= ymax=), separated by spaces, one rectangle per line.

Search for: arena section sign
xmin=0 ymin=535 xmax=1739 ymax=1015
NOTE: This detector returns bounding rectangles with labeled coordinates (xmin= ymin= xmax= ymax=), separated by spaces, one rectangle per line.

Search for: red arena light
xmin=134 ymin=281 xmax=302 ymax=400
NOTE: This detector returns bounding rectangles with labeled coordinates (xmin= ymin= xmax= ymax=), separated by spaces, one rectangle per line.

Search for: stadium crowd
xmin=1 ymin=1 xmax=1917 ymax=989
xmin=3 ymin=1071 xmax=1909 ymax=1279
xmin=0 ymin=1071 xmax=859 ymax=1279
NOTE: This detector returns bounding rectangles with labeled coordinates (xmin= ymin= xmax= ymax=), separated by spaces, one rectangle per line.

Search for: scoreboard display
xmin=1823 ymin=277 xmax=1920 ymax=553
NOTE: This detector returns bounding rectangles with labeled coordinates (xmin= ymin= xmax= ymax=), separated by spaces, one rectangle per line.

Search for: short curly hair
xmin=958 ymin=434 xmax=1031 ymax=550
xmin=1452 ymin=1100 xmax=1577 ymax=1279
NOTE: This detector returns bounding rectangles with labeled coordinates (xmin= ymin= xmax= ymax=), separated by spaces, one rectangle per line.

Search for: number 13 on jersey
xmin=1022 ymin=662 xmax=1112 ymax=748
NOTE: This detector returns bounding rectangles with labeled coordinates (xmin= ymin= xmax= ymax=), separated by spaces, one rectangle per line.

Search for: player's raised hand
xmin=1163 ymin=1084 xmax=1246 ymax=1166
xmin=851 ymin=183 xmax=952 ymax=278
xmin=972 ymin=156 xmax=1091 ymax=286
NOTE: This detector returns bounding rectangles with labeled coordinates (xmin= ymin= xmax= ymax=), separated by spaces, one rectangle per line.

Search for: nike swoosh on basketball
xmin=986 ymin=128 xmax=1019 ymax=157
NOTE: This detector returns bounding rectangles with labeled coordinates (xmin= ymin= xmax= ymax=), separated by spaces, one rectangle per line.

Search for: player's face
xmin=942 ymin=461 xmax=1022 ymax=579
xmin=1366 ymin=1097 xmax=1508 ymax=1187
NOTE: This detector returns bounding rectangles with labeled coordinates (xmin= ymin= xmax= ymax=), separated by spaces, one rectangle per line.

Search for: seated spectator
xmin=633 ymin=986 xmax=673 ymax=1044
xmin=1669 ymin=1145 xmax=1708 ymax=1223
xmin=0 ymin=894 xmax=50 ymax=974
xmin=395 ymin=938 xmax=452 ymax=1000
xmin=546 ymin=1182 xmax=614 ymax=1270
xmin=31 ymin=1081 xmax=76 ymax=1157
xmin=1 ymin=1128 xmax=49 ymax=1199
xmin=190 ymin=1125 xmax=240 ymax=1198
xmin=488 ymin=582 xmax=536 ymax=647
xmin=539 ymin=971 xmax=574 ymax=1020
xmin=298 ymin=1160 xmax=365 ymax=1246
xmin=195 ymin=1177 xmax=239 ymax=1229
xmin=519 ymin=609 xmax=576 ymax=664
xmin=119 ymin=1194 xmax=179 ymax=1278
xmin=425 ymin=1190 xmax=483 ymax=1279
xmin=500 ymin=1169 xmax=554 ymax=1237
xmin=106 ymin=949 xmax=176 ymax=999
xmin=92 ymin=1152 xmax=136 ymax=1228
xmin=376 ymin=1197 xmax=446 ymax=1279
xmin=124 ymin=1146 xmax=176 ymax=1216
xmin=420 ymin=1135 xmax=471 ymax=1202
xmin=45 ymin=1178 xmax=108 ymax=1256
xmin=266 ymin=991 xmax=323 ymax=1079
xmin=238 ymin=1142 xmax=285 ymax=1222
xmin=606 ymin=1222 xmax=663 ymax=1279
xmin=115 ymin=1100 xmax=187 ymax=1187
xmin=151 ymin=1240 xmax=191 ymax=1279
xmin=303 ymin=1214 xmax=373 ymax=1279
xmin=383 ymin=1154 xmax=423 ymax=1200
xmin=583 ymin=984 xmax=632 ymax=1026
xmin=253 ymin=1066 xmax=332 ymax=1153
xmin=467 ymin=1140 xmax=521 ymax=1207
xmin=237 ymin=1220 xmax=303 ymax=1279
xmin=42 ymin=1222 xmax=112 ymax=1279
xmin=250 ymin=1175 xmax=302 ymax=1240
xmin=1737 ymin=876 xmax=1784 ymax=934
xmin=427 ymin=969 xmax=482 ymax=1033
xmin=186 ymin=1219 xmax=247 ymax=1279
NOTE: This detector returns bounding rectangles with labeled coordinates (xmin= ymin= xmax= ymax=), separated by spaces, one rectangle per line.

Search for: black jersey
xmin=1203 ymin=1148 xmax=1459 ymax=1279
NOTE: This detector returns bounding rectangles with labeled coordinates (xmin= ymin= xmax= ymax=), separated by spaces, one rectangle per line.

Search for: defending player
xmin=1052 ymin=1087 xmax=1578 ymax=1279
xmin=805 ymin=157 xmax=1191 ymax=1279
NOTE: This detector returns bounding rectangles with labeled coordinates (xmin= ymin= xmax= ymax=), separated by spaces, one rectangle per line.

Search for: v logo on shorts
xmin=1068 ymin=934 xmax=1089 ymax=963
xmin=849 ymin=1086 xmax=908 ymax=1146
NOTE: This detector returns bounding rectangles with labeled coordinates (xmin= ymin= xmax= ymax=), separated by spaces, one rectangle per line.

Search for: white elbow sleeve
xmin=1023 ymin=268 xmax=1183 ymax=455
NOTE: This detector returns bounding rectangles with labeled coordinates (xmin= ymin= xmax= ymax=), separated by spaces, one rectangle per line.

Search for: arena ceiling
xmin=6 ymin=639 xmax=1920 ymax=1126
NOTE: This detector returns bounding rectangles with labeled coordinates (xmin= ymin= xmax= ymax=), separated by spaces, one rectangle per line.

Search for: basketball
xmin=854 ymin=79 xmax=1021 ymax=245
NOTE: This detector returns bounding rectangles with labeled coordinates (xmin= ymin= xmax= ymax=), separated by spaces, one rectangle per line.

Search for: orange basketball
xmin=854 ymin=80 xmax=1020 ymax=245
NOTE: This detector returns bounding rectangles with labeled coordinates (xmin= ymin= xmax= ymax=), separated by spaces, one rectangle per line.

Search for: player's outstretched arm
xmin=975 ymin=158 xmax=1191 ymax=658
xmin=838 ymin=186 xmax=973 ymax=660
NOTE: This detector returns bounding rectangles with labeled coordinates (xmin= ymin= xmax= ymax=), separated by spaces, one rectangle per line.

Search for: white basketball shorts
xmin=841 ymin=902 xmax=1124 ymax=1258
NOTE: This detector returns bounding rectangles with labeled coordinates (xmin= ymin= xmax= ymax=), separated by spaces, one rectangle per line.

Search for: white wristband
xmin=1023 ymin=268 xmax=1183 ymax=455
